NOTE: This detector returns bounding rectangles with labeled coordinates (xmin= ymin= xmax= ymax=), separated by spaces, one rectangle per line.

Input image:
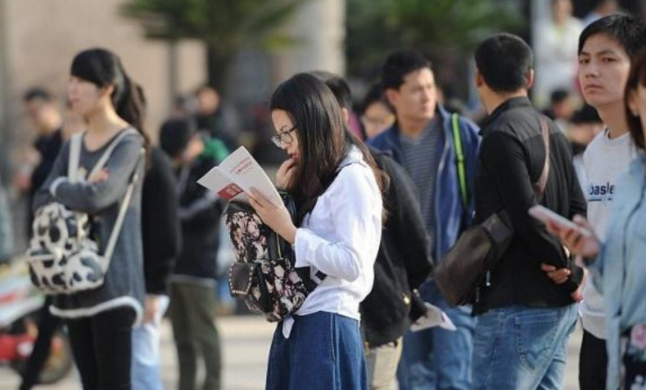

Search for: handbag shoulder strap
xmin=535 ymin=117 xmax=551 ymax=199
xmin=101 ymin=148 xmax=145 ymax=267
xmin=497 ymin=117 xmax=551 ymax=226
xmin=87 ymin=128 xmax=138 ymax=180
xmin=68 ymin=133 xmax=83 ymax=182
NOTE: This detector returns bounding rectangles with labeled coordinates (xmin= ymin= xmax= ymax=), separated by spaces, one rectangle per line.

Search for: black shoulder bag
xmin=434 ymin=118 xmax=550 ymax=306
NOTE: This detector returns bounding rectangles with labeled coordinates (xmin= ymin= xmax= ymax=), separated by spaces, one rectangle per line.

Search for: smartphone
xmin=528 ymin=205 xmax=592 ymax=237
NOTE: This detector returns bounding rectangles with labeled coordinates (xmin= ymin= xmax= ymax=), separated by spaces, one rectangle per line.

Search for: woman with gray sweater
xmin=34 ymin=48 xmax=147 ymax=390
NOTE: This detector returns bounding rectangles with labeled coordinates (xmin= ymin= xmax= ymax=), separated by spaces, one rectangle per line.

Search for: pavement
xmin=0 ymin=314 xmax=583 ymax=390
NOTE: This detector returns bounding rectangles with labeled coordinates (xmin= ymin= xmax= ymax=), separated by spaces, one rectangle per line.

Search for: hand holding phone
xmin=529 ymin=205 xmax=592 ymax=237
xmin=529 ymin=205 xmax=600 ymax=259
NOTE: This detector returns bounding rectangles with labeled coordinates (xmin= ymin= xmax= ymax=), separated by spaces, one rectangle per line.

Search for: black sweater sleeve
xmin=480 ymin=131 xmax=570 ymax=270
xmin=141 ymin=148 xmax=181 ymax=294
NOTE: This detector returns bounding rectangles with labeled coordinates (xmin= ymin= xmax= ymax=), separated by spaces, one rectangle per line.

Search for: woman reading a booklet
xmin=248 ymin=73 xmax=386 ymax=390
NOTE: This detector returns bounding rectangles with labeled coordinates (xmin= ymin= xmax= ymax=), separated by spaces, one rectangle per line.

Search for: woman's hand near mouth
xmin=277 ymin=158 xmax=297 ymax=190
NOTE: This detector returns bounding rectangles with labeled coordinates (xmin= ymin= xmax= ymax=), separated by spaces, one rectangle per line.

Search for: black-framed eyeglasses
xmin=271 ymin=126 xmax=297 ymax=147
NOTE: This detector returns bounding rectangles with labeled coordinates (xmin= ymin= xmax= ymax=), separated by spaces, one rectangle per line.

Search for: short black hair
xmin=361 ymin=82 xmax=393 ymax=115
xmin=550 ymin=89 xmax=571 ymax=106
xmin=381 ymin=50 xmax=432 ymax=90
xmin=159 ymin=118 xmax=195 ymax=159
xmin=578 ymin=15 xmax=646 ymax=58
xmin=23 ymin=88 xmax=53 ymax=103
xmin=309 ymin=70 xmax=353 ymax=110
xmin=625 ymin=48 xmax=646 ymax=150
xmin=475 ymin=33 xmax=533 ymax=93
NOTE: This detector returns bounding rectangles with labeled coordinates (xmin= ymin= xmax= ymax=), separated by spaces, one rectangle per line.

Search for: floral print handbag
xmin=224 ymin=192 xmax=325 ymax=322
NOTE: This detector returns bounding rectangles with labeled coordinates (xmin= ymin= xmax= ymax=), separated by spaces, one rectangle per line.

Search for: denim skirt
xmin=265 ymin=311 xmax=367 ymax=390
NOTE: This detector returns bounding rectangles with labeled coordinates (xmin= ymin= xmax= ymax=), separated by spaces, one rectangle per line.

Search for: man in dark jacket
xmin=471 ymin=33 xmax=586 ymax=390
xmin=312 ymin=71 xmax=433 ymax=390
xmin=132 ymin=146 xmax=182 ymax=390
xmin=160 ymin=118 xmax=223 ymax=390
xmin=368 ymin=51 xmax=480 ymax=390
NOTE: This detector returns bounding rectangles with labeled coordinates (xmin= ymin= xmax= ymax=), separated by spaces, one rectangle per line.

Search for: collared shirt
xmin=290 ymin=147 xmax=382 ymax=333
xmin=592 ymin=154 xmax=646 ymax=390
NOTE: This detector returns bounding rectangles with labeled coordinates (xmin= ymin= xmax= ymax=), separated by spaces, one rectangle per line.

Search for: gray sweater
xmin=34 ymin=129 xmax=145 ymax=323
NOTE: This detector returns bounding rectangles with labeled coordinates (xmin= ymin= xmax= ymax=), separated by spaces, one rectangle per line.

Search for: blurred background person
xmin=17 ymin=94 xmax=84 ymax=390
xmin=0 ymin=167 xmax=13 ymax=263
xmin=582 ymin=0 xmax=621 ymax=25
xmin=360 ymin=83 xmax=396 ymax=141
xmin=544 ymin=88 xmax=579 ymax=134
xmin=194 ymin=85 xmax=240 ymax=152
xmin=19 ymin=89 xmax=64 ymax=228
xmin=534 ymin=0 xmax=584 ymax=108
xmin=133 ymin=88 xmax=182 ymax=390
xmin=569 ymin=105 xmax=604 ymax=193
xmin=160 ymin=118 xmax=223 ymax=390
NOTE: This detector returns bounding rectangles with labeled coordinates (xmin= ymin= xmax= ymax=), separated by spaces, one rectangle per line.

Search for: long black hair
xmin=70 ymin=48 xmax=149 ymax=150
xmin=625 ymin=48 xmax=646 ymax=151
xmin=270 ymin=73 xmax=386 ymax=223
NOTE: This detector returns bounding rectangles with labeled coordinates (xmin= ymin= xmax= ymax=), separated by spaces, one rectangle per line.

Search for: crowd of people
xmin=0 ymin=2 xmax=646 ymax=390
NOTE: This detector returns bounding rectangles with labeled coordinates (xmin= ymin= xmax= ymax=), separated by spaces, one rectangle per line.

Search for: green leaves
xmin=121 ymin=0 xmax=308 ymax=52
xmin=346 ymin=0 xmax=522 ymax=75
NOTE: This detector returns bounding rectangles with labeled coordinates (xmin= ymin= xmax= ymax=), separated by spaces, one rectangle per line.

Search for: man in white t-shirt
xmin=543 ymin=14 xmax=646 ymax=390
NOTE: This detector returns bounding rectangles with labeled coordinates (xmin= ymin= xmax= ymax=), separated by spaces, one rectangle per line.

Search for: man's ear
xmin=385 ymin=88 xmax=399 ymax=108
xmin=341 ymin=107 xmax=351 ymax=125
xmin=475 ymin=69 xmax=484 ymax=88
xmin=525 ymin=69 xmax=535 ymax=90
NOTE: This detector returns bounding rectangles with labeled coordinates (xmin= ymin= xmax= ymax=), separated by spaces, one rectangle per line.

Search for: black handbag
xmin=434 ymin=118 xmax=551 ymax=306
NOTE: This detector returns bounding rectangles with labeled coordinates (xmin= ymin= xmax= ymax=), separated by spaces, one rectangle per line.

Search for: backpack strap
xmin=68 ymin=134 xmax=83 ymax=183
xmin=101 ymin=148 xmax=145 ymax=267
xmin=451 ymin=113 xmax=470 ymax=209
xmin=86 ymin=128 xmax=138 ymax=180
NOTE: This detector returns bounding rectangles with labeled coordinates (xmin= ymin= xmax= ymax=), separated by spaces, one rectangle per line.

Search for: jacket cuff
xmin=49 ymin=177 xmax=68 ymax=197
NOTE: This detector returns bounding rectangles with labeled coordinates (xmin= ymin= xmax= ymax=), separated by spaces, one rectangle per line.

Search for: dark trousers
xmin=169 ymin=282 xmax=222 ymax=390
xmin=579 ymin=329 xmax=608 ymax=390
xmin=20 ymin=297 xmax=61 ymax=390
xmin=66 ymin=307 xmax=136 ymax=390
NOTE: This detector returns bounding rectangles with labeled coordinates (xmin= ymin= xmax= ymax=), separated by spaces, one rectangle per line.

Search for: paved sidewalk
xmin=0 ymin=315 xmax=582 ymax=390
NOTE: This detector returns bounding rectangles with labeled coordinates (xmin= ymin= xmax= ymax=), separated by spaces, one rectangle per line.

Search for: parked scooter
xmin=0 ymin=261 xmax=73 ymax=384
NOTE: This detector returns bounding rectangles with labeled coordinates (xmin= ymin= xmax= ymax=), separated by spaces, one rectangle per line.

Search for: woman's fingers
xmin=250 ymin=187 xmax=270 ymax=207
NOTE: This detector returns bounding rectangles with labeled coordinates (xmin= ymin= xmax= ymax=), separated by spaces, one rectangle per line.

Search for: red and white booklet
xmin=197 ymin=146 xmax=282 ymax=207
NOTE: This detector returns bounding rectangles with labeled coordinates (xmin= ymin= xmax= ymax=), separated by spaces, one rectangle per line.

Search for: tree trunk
xmin=207 ymin=44 xmax=234 ymax=93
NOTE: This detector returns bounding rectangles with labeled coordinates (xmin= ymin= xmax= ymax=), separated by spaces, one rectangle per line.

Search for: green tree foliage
xmin=121 ymin=0 xmax=308 ymax=89
xmin=346 ymin=0 xmax=523 ymax=78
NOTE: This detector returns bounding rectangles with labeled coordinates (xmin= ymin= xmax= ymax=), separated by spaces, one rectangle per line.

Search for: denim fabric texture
xmin=472 ymin=304 xmax=577 ymax=390
xmin=396 ymin=281 xmax=476 ymax=390
xmin=266 ymin=312 xmax=367 ymax=390
xmin=132 ymin=295 xmax=169 ymax=390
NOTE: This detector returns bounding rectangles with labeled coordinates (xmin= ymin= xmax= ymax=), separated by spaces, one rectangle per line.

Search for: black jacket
xmin=174 ymin=156 xmax=224 ymax=279
xmin=360 ymin=150 xmax=433 ymax=347
xmin=141 ymin=148 xmax=181 ymax=294
xmin=31 ymin=129 xmax=64 ymax=195
xmin=474 ymin=97 xmax=586 ymax=313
